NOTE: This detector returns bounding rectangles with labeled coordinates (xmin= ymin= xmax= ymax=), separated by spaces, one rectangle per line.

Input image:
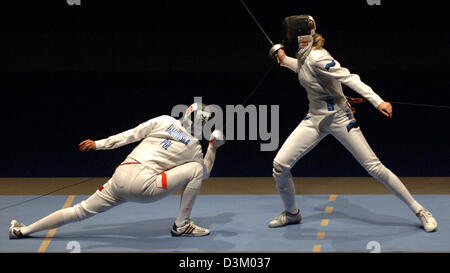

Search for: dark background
xmin=0 ymin=0 xmax=449 ymax=177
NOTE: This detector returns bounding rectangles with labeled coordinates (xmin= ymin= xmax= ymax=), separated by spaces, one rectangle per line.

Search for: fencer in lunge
xmin=268 ymin=15 xmax=437 ymax=232
xmin=9 ymin=102 xmax=225 ymax=238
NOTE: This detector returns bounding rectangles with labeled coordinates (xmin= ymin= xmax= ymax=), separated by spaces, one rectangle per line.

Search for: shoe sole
xmin=424 ymin=225 xmax=438 ymax=232
xmin=268 ymin=219 xmax=302 ymax=228
xmin=171 ymin=230 xmax=210 ymax=237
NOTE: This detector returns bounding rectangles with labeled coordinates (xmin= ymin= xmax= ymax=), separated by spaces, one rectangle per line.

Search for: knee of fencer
xmin=187 ymin=162 xmax=204 ymax=190
xmin=186 ymin=178 xmax=203 ymax=191
xmin=273 ymin=160 xmax=292 ymax=178
xmin=365 ymin=160 xmax=385 ymax=177
xmin=191 ymin=162 xmax=204 ymax=180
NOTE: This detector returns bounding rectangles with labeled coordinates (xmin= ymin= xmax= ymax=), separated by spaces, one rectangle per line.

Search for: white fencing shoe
xmin=268 ymin=210 xmax=302 ymax=228
xmin=9 ymin=220 xmax=26 ymax=239
xmin=171 ymin=220 xmax=210 ymax=237
xmin=416 ymin=208 xmax=437 ymax=232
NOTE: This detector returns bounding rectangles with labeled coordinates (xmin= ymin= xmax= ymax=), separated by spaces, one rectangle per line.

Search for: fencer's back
xmin=128 ymin=115 xmax=204 ymax=174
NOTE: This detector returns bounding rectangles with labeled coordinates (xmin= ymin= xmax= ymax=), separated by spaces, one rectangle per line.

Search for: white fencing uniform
xmin=75 ymin=115 xmax=209 ymax=219
xmin=274 ymin=48 xmax=423 ymax=215
xmin=95 ymin=115 xmax=206 ymax=175
xmin=20 ymin=115 xmax=211 ymax=235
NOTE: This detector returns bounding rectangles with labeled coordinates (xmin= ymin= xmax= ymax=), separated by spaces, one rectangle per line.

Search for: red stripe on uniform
xmin=115 ymin=161 xmax=140 ymax=170
xmin=161 ymin=172 xmax=167 ymax=189
xmin=99 ymin=186 xmax=104 ymax=192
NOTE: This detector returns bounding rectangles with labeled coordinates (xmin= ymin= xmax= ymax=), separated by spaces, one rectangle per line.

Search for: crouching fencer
xmin=9 ymin=102 xmax=225 ymax=238
xmin=268 ymin=15 xmax=437 ymax=232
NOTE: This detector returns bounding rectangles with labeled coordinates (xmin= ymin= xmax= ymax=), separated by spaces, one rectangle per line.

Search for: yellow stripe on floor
xmin=320 ymin=219 xmax=330 ymax=226
xmin=328 ymin=194 xmax=338 ymax=201
xmin=316 ymin=232 xmax=326 ymax=239
xmin=324 ymin=206 xmax=334 ymax=214
xmin=312 ymin=244 xmax=322 ymax=253
xmin=37 ymin=195 xmax=76 ymax=253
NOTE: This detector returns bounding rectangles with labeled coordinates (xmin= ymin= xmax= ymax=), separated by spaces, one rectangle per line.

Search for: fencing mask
xmin=282 ymin=15 xmax=317 ymax=62
xmin=181 ymin=102 xmax=214 ymax=138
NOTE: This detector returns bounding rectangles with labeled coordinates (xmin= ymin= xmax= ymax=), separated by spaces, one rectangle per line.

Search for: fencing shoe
xmin=416 ymin=208 xmax=437 ymax=232
xmin=268 ymin=210 xmax=302 ymax=228
xmin=171 ymin=220 xmax=210 ymax=237
xmin=9 ymin=220 xmax=26 ymax=239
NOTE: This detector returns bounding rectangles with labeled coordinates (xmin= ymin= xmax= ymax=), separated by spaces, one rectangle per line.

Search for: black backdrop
xmin=0 ymin=0 xmax=449 ymax=177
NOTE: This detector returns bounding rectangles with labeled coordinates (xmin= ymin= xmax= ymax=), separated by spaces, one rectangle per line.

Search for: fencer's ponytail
xmin=313 ymin=33 xmax=325 ymax=49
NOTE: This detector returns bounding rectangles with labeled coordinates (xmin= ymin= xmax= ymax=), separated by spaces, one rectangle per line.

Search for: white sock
xmin=175 ymin=186 xmax=200 ymax=227
xmin=21 ymin=207 xmax=78 ymax=236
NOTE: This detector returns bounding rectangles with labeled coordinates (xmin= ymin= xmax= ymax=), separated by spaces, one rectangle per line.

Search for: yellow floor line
xmin=313 ymin=194 xmax=338 ymax=253
xmin=312 ymin=244 xmax=322 ymax=253
xmin=37 ymin=195 xmax=76 ymax=253
xmin=316 ymin=232 xmax=326 ymax=239
xmin=320 ymin=219 xmax=330 ymax=226
xmin=324 ymin=206 xmax=334 ymax=214
xmin=328 ymin=194 xmax=338 ymax=202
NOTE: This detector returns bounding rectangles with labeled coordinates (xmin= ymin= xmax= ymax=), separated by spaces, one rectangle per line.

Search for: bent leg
xmin=144 ymin=161 xmax=205 ymax=201
xmin=142 ymin=162 xmax=205 ymax=226
xmin=176 ymin=179 xmax=203 ymax=227
xmin=273 ymin=119 xmax=326 ymax=214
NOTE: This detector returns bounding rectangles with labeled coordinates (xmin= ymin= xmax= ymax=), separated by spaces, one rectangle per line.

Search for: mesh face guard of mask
xmin=282 ymin=14 xmax=316 ymax=52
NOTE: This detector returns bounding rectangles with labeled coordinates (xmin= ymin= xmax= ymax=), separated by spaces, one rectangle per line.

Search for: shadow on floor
xmin=46 ymin=212 xmax=237 ymax=252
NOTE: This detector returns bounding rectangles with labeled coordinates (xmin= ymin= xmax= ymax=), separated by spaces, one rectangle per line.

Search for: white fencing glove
xmin=209 ymin=130 xmax=226 ymax=148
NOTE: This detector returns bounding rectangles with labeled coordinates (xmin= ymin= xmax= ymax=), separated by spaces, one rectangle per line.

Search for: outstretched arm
xmin=312 ymin=55 xmax=392 ymax=117
xmin=79 ymin=118 xmax=155 ymax=152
